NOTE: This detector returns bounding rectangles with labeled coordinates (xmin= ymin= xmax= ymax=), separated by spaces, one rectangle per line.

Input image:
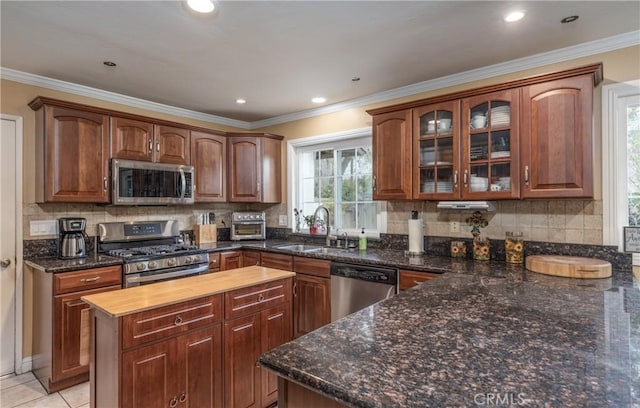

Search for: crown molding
xmin=1 ymin=30 xmax=638 ymax=130
xmin=251 ymin=30 xmax=640 ymax=129
xmin=0 ymin=68 xmax=251 ymax=129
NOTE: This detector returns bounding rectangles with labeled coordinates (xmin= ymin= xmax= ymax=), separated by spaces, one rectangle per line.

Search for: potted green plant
xmin=303 ymin=215 xmax=326 ymax=234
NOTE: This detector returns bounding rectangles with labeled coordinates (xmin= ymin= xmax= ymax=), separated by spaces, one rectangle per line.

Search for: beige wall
xmin=5 ymin=45 xmax=639 ymax=361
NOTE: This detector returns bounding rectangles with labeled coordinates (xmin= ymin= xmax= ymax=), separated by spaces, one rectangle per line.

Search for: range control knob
xmin=148 ymin=261 xmax=158 ymax=269
xmin=136 ymin=263 xmax=146 ymax=271
xmin=185 ymin=256 xmax=193 ymax=264
xmin=167 ymin=258 xmax=176 ymax=267
xmin=193 ymin=255 xmax=201 ymax=262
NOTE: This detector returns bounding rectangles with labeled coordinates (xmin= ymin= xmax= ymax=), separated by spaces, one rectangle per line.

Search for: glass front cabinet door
xmin=461 ymin=89 xmax=520 ymax=199
xmin=412 ymin=101 xmax=460 ymax=199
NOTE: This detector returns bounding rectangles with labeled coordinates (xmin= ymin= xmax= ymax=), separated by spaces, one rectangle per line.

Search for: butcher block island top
xmin=81 ymin=265 xmax=295 ymax=317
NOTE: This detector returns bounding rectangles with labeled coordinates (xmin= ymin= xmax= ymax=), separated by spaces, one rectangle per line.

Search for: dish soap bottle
xmin=359 ymin=227 xmax=367 ymax=251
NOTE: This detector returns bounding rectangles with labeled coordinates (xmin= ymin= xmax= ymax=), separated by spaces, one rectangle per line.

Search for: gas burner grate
xmin=107 ymin=244 xmax=199 ymax=258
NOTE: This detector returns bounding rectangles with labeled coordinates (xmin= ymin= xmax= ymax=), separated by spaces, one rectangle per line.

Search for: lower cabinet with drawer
xmin=398 ymin=269 xmax=441 ymax=290
xmin=292 ymin=257 xmax=330 ymax=338
xmin=31 ymin=264 xmax=122 ymax=393
xmin=90 ymin=277 xmax=292 ymax=408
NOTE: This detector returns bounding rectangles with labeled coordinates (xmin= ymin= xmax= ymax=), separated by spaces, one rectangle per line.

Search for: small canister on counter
xmin=450 ymin=241 xmax=467 ymax=258
xmin=473 ymin=237 xmax=490 ymax=261
xmin=505 ymin=231 xmax=524 ymax=264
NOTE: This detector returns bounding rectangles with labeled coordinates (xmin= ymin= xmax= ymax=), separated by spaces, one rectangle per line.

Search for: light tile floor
xmin=0 ymin=372 xmax=89 ymax=408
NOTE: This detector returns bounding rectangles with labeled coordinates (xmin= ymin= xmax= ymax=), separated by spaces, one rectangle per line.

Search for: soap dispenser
xmin=359 ymin=227 xmax=367 ymax=251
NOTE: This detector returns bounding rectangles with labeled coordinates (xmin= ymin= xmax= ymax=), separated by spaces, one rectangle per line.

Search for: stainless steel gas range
xmin=98 ymin=220 xmax=209 ymax=287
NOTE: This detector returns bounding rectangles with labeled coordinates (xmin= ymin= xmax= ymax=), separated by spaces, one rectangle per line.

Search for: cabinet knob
xmin=524 ymin=165 xmax=529 ymax=185
xmin=258 ymin=294 xmax=265 ymax=302
xmin=178 ymin=393 xmax=187 ymax=403
xmin=0 ymin=258 xmax=11 ymax=268
xmin=103 ymin=177 xmax=108 ymax=191
xmin=169 ymin=397 xmax=178 ymax=408
xmin=174 ymin=315 xmax=183 ymax=325
xmin=293 ymin=282 xmax=297 ymax=297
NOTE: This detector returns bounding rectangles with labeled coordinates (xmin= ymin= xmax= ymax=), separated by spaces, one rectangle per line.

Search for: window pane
xmin=357 ymin=175 xmax=373 ymax=201
xmin=628 ymin=104 xmax=640 ymax=226
xmin=356 ymin=147 xmax=372 ymax=174
xmin=340 ymin=176 xmax=356 ymax=201
xmin=357 ymin=203 xmax=378 ymax=230
xmin=338 ymin=149 xmax=356 ymax=178
xmin=340 ymin=203 xmax=356 ymax=229
xmin=300 ymin=152 xmax=315 ymax=178
xmin=318 ymin=150 xmax=334 ymax=177
xmin=319 ymin=177 xmax=334 ymax=200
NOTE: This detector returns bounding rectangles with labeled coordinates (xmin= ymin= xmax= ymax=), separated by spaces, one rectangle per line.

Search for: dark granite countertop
xmin=25 ymin=252 xmax=122 ymax=273
xmin=259 ymin=267 xmax=639 ymax=407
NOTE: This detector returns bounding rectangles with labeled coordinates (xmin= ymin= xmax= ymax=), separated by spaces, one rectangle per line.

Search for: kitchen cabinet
xmin=243 ymin=250 xmax=262 ymax=267
xmin=224 ymin=279 xmax=293 ymax=408
xmin=31 ymin=265 xmax=121 ymax=392
xmin=260 ymin=252 xmax=293 ymax=271
xmin=460 ymin=89 xmax=520 ymax=199
xmin=412 ymin=100 xmax=460 ymax=200
xmin=154 ymin=125 xmax=191 ymax=165
xmin=191 ymin=130 xmax=227 ymax=202
xmin=372 ymin=110 xmax=413 ymax=200
xmin=292 ymin=257 xmax=331 ymax=338
xmin=110 ymin=118 xmax=190 ymax=165
xmin=520 ymin=75 xmax=594 ymax=198
xmin=367 ymin=63 xmax=602 ymax=201
xmin=110 ymin=116 xmax=155 ymax=162
xmin=209 ymin=253 xmax=221 ymax=272
xmin=227 ymin=133 xmax=283 ymax=203
xmin=29 ymin=98 xmax=110 ymax=203
xmin=398 ymin=269 xmax=440 ymax=291
xmin=221 ymin=250 xmax=243 ymax=270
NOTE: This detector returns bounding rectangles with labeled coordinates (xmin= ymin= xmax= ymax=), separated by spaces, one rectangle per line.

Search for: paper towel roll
xmin=408 ymin=219 xmax=424 ymax=254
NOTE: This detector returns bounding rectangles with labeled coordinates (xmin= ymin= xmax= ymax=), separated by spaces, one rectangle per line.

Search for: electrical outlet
xmin=278 ymin=215 xmax=288 ymax=226
xmin=450 ymin=221 xmax=460 ymax=233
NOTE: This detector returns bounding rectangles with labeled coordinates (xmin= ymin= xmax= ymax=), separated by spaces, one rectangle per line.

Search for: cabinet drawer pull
xmin=169 ymin=396 xmax=178 ymax=408
xmin=293 ymin=282 xmax=297 ymax=297
xmin=174 ymin=315 xmax=183 ymax=325
xmin=148 ymin=140 xmax=153 ymax=153
xmin=524 ymin=165 xmax=529 ymax=185
xmin=156 ymin=142 xmax=160 ymax=152
xmin=179 ymin=393 xmax=187 ymax=403
xmin=453 ymin=170 xmax=458 ymax=186
xmin=463 ymin=170 xmax=468 ymax=186
xmin=103 ymin=177 xmax=108 ymax=190
xmin=373 ymin=176 xmax=377 ymax=190
xmin=413 ymin=280 xmax=425 ymax=285
xmin=258 ymin=294 xmax=265 ymax=302
xmin=80 ymin=276 xmax=101 ymax=283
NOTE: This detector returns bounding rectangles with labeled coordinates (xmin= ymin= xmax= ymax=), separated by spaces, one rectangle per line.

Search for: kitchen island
xmin=259 ymin=268 xmax=639 ymax=407
xmin=82 ymin=266 xmax=295 ymax=408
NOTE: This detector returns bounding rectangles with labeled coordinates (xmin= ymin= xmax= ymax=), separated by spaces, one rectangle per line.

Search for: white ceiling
xmin=1 ymin=1 xmax=639 ymax=124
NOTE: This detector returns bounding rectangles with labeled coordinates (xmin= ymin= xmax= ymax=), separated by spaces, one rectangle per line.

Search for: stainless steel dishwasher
xmin=330 ymin=262 xmax=397 ymax=321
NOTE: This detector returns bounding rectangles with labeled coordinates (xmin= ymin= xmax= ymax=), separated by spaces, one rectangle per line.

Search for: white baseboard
xmin=18 ymin=357 xmax=32 ymax=374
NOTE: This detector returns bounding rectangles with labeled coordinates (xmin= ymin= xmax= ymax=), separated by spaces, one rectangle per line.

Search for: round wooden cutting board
xmin=525 ymin=255 xmax=612 ymax=279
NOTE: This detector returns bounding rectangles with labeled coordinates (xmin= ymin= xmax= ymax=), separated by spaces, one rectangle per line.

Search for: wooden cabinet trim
xmin=398 ymin=270 xmax=440 ymax=291
xmin=261 ymin=252 xmax=293 ymax=271
xmin=366 ymin=63 xmax=602 ymax=116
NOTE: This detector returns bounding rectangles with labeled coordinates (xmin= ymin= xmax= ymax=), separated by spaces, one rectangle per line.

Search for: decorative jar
xmin=473 ymin=238 xmax=490 ymax=261
xmin=505 ymin=231 xmax=524 ymax=264
xmin=450 ymin=241 xmax=467 ymax=258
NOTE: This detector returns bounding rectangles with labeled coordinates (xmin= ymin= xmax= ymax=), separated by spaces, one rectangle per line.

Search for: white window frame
xmin=602 ymin=80 xmax=640 ymax=256
xmin=287 ymin=127 xmax=386 ymax=237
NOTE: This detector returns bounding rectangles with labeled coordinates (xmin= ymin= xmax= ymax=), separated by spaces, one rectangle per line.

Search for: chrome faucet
xmin=313 ymin=205 xmax=331 ymax=246
xmin=341 ymin=232 xmax=349 ymax=248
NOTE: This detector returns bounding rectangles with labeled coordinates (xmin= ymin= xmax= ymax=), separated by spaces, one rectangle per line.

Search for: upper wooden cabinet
xmin=111 ymin=120 xmax=190 ymax=165
xmin=521 ymin=75 xmax=594 ymax=198
xmin=30 ymin=99 xmax=110 ymax=203
xmin=227 ymin=133 xmax=283 ymax=203
xmin=110 ymin=117 xmax=154 ymax=162
xmin=372 ymin=110 xmax=413 ymax=200
xmin=367 ymin=63 xmax=602 ymax=201
xmin=191 ymin=131 xmax=227 ymax=202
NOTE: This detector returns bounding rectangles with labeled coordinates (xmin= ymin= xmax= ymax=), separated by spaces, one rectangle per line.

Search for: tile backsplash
xmin=23 ymin=199 xmax=603 ymax=247
xmin=386 ymin=199 xmax=603 ymax=245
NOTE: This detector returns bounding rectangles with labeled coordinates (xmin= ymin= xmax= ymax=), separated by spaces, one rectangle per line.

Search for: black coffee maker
xmin=59 ymin=218 xmax=87 ymax=259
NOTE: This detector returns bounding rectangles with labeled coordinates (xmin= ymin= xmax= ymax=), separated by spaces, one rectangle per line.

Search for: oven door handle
xmin=126 ymin=264 xmax=209 ymax=284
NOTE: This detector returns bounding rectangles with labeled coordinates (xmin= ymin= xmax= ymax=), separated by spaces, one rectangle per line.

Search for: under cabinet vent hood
xmin=437 ymin=201 xmax=496 ymax=211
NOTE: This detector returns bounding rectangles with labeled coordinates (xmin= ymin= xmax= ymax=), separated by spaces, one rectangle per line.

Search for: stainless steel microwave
xmin=111 ymin=159 xmax=194 ymax=205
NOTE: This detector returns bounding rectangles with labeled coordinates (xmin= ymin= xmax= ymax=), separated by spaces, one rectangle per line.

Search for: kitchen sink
xmin=303 ymin=247 xmax=347 ymax=255
xmin=275 ymin=244 xmax=325 ymax=252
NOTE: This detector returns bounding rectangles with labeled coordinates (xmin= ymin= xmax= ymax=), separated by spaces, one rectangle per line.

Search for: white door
xmin=1 ymin=117 xmax=17 ymax=375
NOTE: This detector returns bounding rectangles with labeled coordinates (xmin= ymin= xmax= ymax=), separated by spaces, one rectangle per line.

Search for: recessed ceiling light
xmin=236 ymin=99 xmax=246 ymax=104
xmin=311 ymin=97 xmax=326 ymax=104
xmin=504 ymin=11 xmax=525 ymax=22
xmin=561 ymin=15 xmax=579 ymax=24
xmin=187 ymin=0 xmax=214 ymax=14
xmin=103 ymin=61 xmax=116 ymax=67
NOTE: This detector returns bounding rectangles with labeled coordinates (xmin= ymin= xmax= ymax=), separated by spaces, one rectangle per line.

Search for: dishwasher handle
xmin=330 ymin=262 xmax=397 ymax=284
